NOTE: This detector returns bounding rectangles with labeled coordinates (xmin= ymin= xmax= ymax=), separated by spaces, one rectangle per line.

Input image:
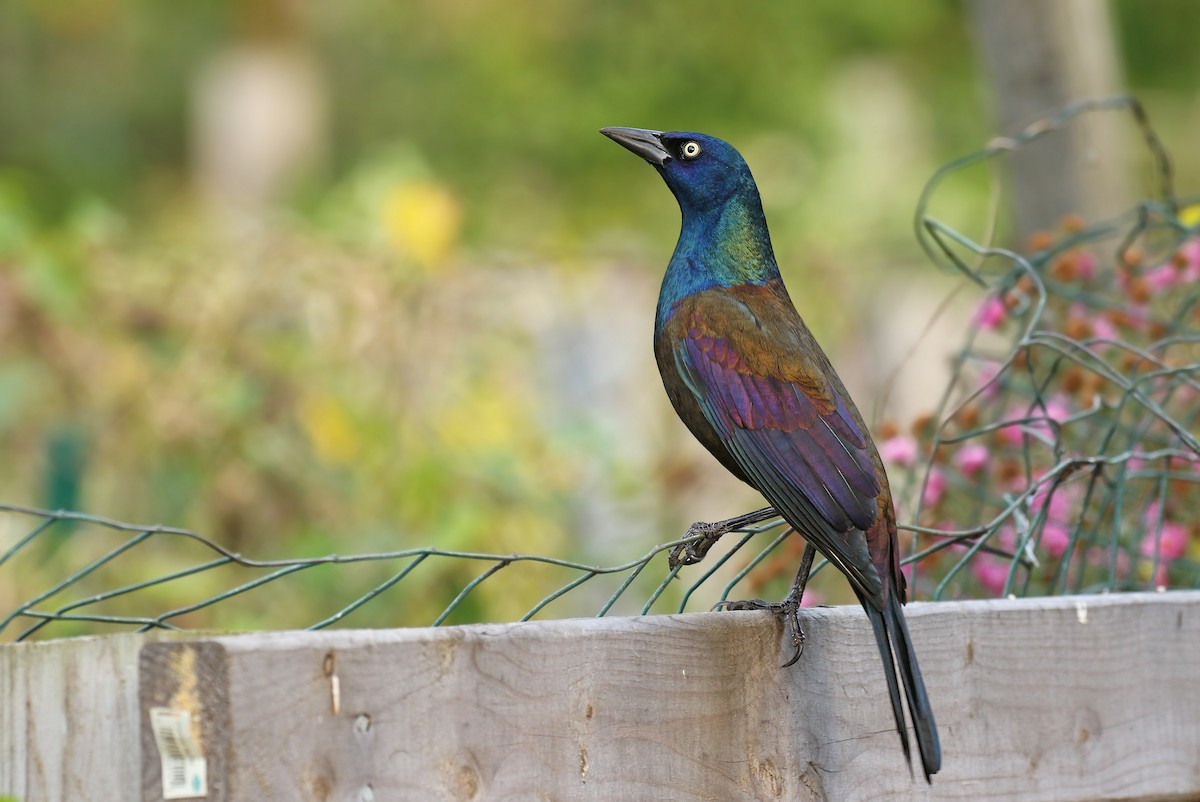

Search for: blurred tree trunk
xmin=190 ymin=0 xmax=327 ymax=231
xmin=970 ymin=0 xmax=1131 ymax=243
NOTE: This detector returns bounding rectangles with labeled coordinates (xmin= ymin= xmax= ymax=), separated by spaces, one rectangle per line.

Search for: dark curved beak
xmin=600 ymin=127 xmax=671 ymax=167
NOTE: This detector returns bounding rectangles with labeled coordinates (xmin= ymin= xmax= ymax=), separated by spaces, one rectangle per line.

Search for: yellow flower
xmin=380 ymin=181 xmax=462 ymax=271
xmin=437 ymin=390 xmax=520 ymax=454
xmin=300 ymin=394 xmax=361 ymax=465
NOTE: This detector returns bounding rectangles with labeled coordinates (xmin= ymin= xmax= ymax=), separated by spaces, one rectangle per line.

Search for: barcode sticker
xmin=150 ymin=707 xmax=208 ymax=799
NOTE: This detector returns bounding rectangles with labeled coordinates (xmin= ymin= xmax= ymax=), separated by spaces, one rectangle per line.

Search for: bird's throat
xmin=655 ymin=194 xmax=780 ymax=334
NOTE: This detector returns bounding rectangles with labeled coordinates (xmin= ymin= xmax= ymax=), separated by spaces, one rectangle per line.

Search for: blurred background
xmin=1 ymin=0 xmax=1198 ymax=633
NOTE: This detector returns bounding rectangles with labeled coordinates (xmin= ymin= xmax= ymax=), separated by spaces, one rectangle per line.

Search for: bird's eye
xmin=681 ymin=141 xmax=702 ymax=160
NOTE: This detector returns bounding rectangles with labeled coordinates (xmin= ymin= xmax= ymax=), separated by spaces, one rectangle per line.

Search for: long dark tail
xmin=865 ymin=592 xmax=941 ymax=781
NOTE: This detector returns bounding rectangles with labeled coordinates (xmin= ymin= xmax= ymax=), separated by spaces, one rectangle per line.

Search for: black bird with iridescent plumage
xmin=602 ymin=126 xmax=941 ymax=781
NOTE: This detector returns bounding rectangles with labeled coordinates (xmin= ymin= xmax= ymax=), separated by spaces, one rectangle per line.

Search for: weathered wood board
xmin=3 ymin=592 xmax=1199 ymax=801
xmin=2 ymin=633 xmax=152 ymax=801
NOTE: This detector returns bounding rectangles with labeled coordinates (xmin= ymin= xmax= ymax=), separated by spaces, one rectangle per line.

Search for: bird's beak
xmin=600 ymin=127 xmax=671 ymax=167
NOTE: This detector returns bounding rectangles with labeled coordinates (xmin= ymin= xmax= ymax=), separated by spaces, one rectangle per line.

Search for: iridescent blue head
xmin=602 ymin=127 xmax=781 ymax=326
xmin=600 ymin=128 xmax=759 ymax=215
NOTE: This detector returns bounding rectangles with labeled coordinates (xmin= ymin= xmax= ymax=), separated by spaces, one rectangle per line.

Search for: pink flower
xmin=1029 ymin=479 xmax=1077 ymax=525
xmin=1023 ymin=395 xmax=1073 ymax=442
xmin=1144 ymin=263 xmax=1179 ymax=293
xmin=880 ymin=435 xmax=918 ymax=467
xmin=1140 ymin=518 xmax=1190 ymax=563
xmin=973 ymin=296 xmax=1007 ymax=330
xmin=973 ymin=556 xmax=1009 ymax=595
xmin=1041 ymin=522 xmax=1071 ymax=558
xmin=997 ymin=421 xmax=1025 ymax=446
xmin=997 ymin=406 xmax=1034 ymax=445
xmin=923 ymin=467 xmax=947 ymax=508
xmin=1090 ymin=315 xmax=1120 ymax=341
xmin=1044 ymin=394 xmax=1072 ymax=423
xmin=1180 ymin=241 xmax=1200 ymax=282
xmin=1074 ymin=251 xmax=1098 ymax=279
xmin=1139 ymin=501 xmax=1191 ymax=563
xmin=1182 ymin=239 xmax=1200 ymax=269
xmin=1158 ymin=523 xmax=1190 ymax=561
xmin=953 ymin=443 xmax=990 ymax=477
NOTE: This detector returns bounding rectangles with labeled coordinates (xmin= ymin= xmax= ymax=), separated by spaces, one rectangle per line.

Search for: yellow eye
xmin=681 ymin=141 xmax=702 ymax=159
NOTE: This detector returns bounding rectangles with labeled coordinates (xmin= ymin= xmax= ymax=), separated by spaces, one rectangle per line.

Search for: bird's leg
xmin=669 ymin=506 xmax=779 ymax=568
xmin=714 ymin=542 xmax=817 ymax=668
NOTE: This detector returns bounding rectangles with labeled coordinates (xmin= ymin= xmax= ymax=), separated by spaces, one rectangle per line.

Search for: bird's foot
xmin=713 ymin=542 xmax=816 ymax=668
xmin=714 ymin=592 xmax=806 ymax=667
xmin=668 ymin=506 xmax=779 ymax=568
xmin=670 ymin=520 xmax=728 ymax=568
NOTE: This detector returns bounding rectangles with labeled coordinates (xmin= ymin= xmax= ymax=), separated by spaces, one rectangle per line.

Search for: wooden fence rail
xmin=3 ymin=591 xmax=1199 ymax=801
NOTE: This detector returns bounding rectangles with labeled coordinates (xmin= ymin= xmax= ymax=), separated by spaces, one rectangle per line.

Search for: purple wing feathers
xmin=682 ymin=332 xmax=879 ymax=532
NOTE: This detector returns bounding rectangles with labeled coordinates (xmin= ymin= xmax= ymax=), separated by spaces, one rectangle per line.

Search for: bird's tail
xmin=865 ymin=592 xmax=942 ymax=782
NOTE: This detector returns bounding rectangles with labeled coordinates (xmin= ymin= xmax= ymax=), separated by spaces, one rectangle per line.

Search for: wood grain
xmin=4 ymin=592 xmax=1200 ymax=801
xmin=151 ymin=592 xmax=1200 ymax=801
xmin=1 ymin=633 xmax=149 ymax=802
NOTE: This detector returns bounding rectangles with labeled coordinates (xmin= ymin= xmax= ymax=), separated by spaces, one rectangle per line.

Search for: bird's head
xmin=601 ymin=127 xmax=755 ymax=215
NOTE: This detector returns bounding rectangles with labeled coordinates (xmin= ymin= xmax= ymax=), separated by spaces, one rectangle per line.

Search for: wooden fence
xmin=3 ymin=591 xmax=1199 ymax=801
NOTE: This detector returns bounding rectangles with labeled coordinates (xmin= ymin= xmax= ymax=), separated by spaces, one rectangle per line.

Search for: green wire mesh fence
xmin=2 ymin=97 xmax=1198 ymax=643
xmin=899 ymin=96 xmax=1200 ymax=600
xmin=0 ymin=501 xmax=802 ymax=641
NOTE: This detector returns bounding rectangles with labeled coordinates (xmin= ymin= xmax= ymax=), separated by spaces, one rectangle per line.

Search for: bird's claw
xmin=669 ymin=521 xmax=726 ymax=568
xmin=668 ymin=506 xmax=780 ymax=569
xmin=711 ymin=541 xmax=816 ymax=667
xmin=713 ymin=594 xmax=807 ymax=667
xmin=778 ymin=585 xmax=808 ymax=668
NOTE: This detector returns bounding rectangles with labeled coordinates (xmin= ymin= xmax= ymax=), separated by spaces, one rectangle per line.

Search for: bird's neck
xmin=655 ymin=191 xmax=781 ymax=334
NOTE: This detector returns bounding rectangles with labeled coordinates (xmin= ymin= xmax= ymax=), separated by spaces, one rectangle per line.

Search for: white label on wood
xmin=149 ymin=707 xmax=208 ymax=799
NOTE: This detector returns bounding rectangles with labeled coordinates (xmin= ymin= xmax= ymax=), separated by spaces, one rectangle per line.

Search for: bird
xmin=601 ymin=126 xmax=941 ymax=781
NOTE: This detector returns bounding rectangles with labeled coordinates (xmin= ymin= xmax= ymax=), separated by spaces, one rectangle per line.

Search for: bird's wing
xmin=668 ymin=282 xmax=884 ymax=599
